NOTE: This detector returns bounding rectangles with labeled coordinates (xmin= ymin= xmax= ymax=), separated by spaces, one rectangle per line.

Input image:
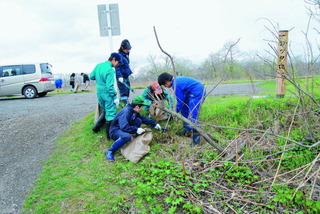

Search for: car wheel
xmin=23 ymin=86 xmax=37 ymax=99
xmin=38 ymin=92 xmax=47 ymax=97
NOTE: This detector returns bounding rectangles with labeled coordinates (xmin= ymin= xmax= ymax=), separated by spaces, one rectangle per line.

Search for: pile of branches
xmin=179 ymin=135 xmax=319 ymax=213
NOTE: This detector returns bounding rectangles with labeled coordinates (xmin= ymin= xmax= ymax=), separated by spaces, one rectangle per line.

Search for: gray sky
xmin=0 ymin=0 xmax=317 ymax=75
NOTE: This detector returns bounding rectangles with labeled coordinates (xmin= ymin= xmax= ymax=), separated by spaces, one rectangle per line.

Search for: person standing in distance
xmin=158 ymin=72 xmax=206 ymax=146
xmin=116 ymin=39 xmax=132 ymax=105
xmin=90 ymin=52 xmax=121 ymax=139
xmin=69 ymin=73 xmax=75 ymax=92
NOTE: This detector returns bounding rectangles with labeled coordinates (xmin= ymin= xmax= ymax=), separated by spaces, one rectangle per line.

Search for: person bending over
xmin=158 ymin=72 xmax=206 ymax=146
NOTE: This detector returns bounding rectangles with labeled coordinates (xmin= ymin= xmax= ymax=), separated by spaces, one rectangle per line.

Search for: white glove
xmin=154 ymin=123 xmax=162 ymax=130
xmin=136 ymin=128 xmax=145 ymax=135
xmin=118 ymin=77 xmax=124 ymax=83
xmin=114 ymin=98 xmax=119 ymax=106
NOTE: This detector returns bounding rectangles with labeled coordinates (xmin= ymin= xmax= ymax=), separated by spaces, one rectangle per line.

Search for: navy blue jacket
xmin=109 ymin=105 xmax=157 ymax=135
xmin=115 ymin=51 xmax=132 ymax=79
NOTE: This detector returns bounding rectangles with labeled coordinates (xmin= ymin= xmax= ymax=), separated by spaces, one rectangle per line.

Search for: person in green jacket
xmin=141 ymin=81 xmax=174 ymax=120
xmin=90 ymin=52 xmax=121 ymax=139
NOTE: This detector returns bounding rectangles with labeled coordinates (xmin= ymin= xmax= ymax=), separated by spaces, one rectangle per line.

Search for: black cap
xmin=158 ymin=72 xmax=173 ymax=86
xmin=121 ymin=39 xmax=132 ymax=50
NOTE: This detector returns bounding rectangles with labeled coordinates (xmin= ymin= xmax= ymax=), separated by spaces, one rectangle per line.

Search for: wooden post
xmin=276 ymin=30 xmax=289 ymax=98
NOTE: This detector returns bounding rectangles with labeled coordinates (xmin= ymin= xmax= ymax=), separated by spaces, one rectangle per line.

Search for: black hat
xmin=121 ymin=39 xmax=132 ymax=50
xmin=158 ymin=72 xmax=173 ymax=86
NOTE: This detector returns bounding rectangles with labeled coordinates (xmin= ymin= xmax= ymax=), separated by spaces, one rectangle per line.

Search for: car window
xmin=40 ymin=63 xmax=52 ymax=74
xmin=22 ymin=64 xmax=36 ymax=74
xmin=0 ymin=66 xmax=2 ymax=77
xmin=1 ymin=65 xmax=22 ymax=77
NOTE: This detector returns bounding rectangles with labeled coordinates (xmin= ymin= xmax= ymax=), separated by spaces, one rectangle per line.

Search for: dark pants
xmin=109 ymin=118 xmax=142 ymax=145
xmin=117 ymin=78 xmax=130 ymax=102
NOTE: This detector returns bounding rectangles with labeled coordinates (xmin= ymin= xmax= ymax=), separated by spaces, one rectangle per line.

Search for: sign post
xmin=95 ymin=4 xmax=121 ymax=122
xmin=97 ymin=4 xmax=120 ymax=53
xmin=276 ymin=30 xmax=289 ymax=98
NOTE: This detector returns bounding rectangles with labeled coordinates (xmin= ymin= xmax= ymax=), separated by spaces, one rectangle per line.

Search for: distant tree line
xmin=135 ymin=48 xmax=320 ymax=83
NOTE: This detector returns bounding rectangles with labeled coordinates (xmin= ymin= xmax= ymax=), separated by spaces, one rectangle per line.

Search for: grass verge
xmin=22 ymin=88 xmax=319 ymax=213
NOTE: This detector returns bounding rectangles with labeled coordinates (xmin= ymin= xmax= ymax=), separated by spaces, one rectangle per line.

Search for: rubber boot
xmin=105 ymin=120 xmax=112 ymax=140
xmin=191 ymin=134 xmax=200 ymax=147
xmin=176 ymin=123 xmax=191 ymax=137
xmin=106 ymin=137 xmax=127 ymax=161
xmin=120 ymin=97 xmax=128 ymax=107
xmin=92 ymin=112 xmax=106 ymax=132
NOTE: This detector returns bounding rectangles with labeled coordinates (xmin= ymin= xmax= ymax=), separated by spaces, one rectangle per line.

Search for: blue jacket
xmin=172 ymin=76 xmax=205 ymax=112
xmin=109 ymin=105 xmax=157 ymax=135
xmin=115 ymin=51 xmax=132 ymax=79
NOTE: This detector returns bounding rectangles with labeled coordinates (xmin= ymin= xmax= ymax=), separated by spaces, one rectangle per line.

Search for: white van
xmin=0 ymin=63 xmax=55 ymax=99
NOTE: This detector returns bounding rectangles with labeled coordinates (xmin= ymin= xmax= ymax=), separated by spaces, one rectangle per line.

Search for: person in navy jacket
xmin=106 ymin=96 xmax=162 ymax=161
xmin=158 ymin=72 xmax=206 ymax=146
xmin=116 ymin=39 xmax=133 ymax=105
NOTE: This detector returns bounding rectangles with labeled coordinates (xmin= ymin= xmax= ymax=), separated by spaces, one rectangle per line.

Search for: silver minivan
xmin=0 ymin=63 xmax=55 ymax=99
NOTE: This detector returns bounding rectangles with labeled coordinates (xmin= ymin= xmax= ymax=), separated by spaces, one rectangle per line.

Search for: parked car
xmin=0 ymin=63 xmax=55 ymax=98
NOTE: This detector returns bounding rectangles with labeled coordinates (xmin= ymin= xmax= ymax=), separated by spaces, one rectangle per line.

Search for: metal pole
xmin=106 ymin=4 xmax=119 ymax=101
xmin=106 ymin=5 xmax=113 ymax=53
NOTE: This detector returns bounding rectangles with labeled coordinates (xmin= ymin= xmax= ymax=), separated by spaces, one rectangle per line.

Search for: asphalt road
xmin=0 ymin=82 xmax=264 ymax=213
xmin=0 ymin=93 xmax=97 ymax=213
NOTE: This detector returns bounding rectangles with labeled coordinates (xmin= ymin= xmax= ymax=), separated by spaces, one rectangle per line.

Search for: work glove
xmin=137 ymin=128 xmax=145 ymax=135
xmin=118 ymin=77 xmax=124 ymax=83
xmin=154 ymin=124 xmax=162 ymax=130
xmin=114 ymin=98 xmax=119 ymax=106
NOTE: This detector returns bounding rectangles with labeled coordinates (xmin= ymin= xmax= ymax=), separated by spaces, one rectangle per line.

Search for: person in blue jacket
xmin=90 ymin=52 xmax=121 ymax=139
xmin=106 ymin=96 xmax=162 ymax=162
xmin=116 ymin=39 xmax=132 ymax=105
xmin=158 ymin=72 xmax=206 ymax=146
xmin=54 ymin=78 xmax=63 ymax=92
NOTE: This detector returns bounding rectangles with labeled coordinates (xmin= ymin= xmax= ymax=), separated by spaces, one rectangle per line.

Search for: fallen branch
xmin=160 ymin=105 xmax=224 ymax=152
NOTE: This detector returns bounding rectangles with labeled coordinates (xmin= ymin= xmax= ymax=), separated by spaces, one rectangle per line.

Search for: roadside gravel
xmin=0 ymin=93 xmax=97 ymax=213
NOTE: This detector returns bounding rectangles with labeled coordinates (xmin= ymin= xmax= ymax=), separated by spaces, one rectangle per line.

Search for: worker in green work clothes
xmin=90 ymin=52 xmax=121 ymax=139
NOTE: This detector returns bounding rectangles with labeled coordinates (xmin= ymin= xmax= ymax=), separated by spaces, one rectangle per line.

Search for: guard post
xmin=276 ymin=30 xmax=289 ymax=98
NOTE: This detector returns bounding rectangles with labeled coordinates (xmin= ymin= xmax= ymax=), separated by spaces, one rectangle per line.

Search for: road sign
xmin=97 ymin=4 xmax=120 ymax=37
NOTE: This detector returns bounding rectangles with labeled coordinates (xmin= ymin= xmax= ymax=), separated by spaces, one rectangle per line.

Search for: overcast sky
xmin=0 ymin=0 xmax=317 ymax=76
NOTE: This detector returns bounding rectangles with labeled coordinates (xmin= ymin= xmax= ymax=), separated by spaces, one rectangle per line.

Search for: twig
xmin=271 ymin=97 xmax=300 ymax=188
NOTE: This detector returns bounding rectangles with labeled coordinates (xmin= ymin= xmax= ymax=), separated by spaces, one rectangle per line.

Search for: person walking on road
xmin=90 ymin=52 xmax=121 ymax=139
xmin=106 ymin=96 xmax=162 ymax=162
xmin=116 ymin=39 xmax=133 ymax=105
xmin=158 ymin=72 xmax=206 ymax=146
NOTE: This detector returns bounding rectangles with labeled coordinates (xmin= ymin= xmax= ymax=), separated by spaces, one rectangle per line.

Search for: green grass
xmin=22 ymin=84 xmax=320 ymax=213
xmin=257 ymin=77 xmax=320 ymax=95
